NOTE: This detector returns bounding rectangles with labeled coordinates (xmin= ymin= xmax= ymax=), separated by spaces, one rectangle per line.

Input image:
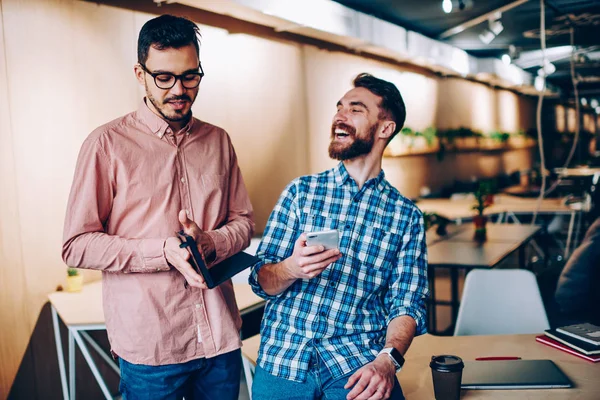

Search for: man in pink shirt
xmin=62 ymin=14 xmax=254 ymax=400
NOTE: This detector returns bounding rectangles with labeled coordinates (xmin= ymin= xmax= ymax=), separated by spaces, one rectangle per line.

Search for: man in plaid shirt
xmin=249 ymin=73 xmax=428 ymax=400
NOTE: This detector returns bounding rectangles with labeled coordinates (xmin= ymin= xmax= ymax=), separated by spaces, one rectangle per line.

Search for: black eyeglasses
xmin=139 ymin=63 xmax=204 ymax=90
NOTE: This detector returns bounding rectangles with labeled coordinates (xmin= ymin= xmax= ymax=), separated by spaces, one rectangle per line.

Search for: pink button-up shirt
xmin=62 ymin=100 xmax=254 ymax=365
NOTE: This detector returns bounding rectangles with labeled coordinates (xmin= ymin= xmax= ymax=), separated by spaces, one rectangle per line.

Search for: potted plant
xmin=472 ymin=181 xmax=491 ymax=241
xmin=66 ymin=267 xmax=83 ymax=292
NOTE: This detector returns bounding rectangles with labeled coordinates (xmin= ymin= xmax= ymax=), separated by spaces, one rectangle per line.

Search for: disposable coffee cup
xmin=430 ymin=355 xmax=464 ymax=400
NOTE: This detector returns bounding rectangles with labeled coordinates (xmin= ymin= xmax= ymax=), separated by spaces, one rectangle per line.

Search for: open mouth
xmin=334 ymin=128 xmax=351 ymax=139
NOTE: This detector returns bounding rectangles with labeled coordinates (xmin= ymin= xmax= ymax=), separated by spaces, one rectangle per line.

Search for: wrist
xmin=378 ymin=347 xmax=404 ymax=372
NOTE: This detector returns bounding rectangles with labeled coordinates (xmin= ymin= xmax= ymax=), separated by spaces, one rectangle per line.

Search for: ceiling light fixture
xmin=537 ymin=60 xmax=556 ymax=77
xmin=502 ymin=54 xmax=511 ymax=65
xmin=442 ymin=0 xmax=452 ymax=13
xmin=596 ymin=106 xmax=600 ymax=115
xmin=581 ymin=98 xmax=588 ymax=106
xmin=478 ymin=13 xmax=504 ymax=44
xmin=534 ymin=75 xmax=545 ymax=92
xmin=591 ymin=99 xmax=599 ymax=109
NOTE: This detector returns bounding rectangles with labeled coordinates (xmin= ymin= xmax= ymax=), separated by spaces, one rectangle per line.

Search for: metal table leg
xmin=51 ymin=306 xmax=69 ymax=400
xmin=428 ymin=264 xmax=437 ymax=334
xmin=69 ymin=330 xmax=75 ymax=400
xmin=71 ymin=329 xmax=113 ymax=400
xmin=450 ymin=268 xmax=459 ymax=328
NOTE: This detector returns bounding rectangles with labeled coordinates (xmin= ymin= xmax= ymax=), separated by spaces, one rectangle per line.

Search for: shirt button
xmin=181 ymin=177 xmax=186 ymax=183
xmin=156 ymin=268 xmax=161 ymax=272
xmin=195 ymin=304 xmax=202 ymax=309
xmin=353 ymin=197 xmax=360 ymax=203
xmin=345 ymin=224 xmax=351 ymax=230
xmin=329 ymin=281 xmax=335 ymax=287
xmin=320 ymin=311 xmax=326 ymax=317
xmin=314 ymin=339 xmax=320 ymax=345
xmin=186 ymin=210 xmax=191 ymax=217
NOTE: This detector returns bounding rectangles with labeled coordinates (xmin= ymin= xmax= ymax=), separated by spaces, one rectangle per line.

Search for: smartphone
xmin=306 ymin=229 xmax=339 ymax=250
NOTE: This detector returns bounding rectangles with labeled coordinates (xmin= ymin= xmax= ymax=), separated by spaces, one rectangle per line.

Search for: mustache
xmin=331 ymin=123 xmax=356 ymax=137
xmin=164 ymin=95 xmax=192 ymax=104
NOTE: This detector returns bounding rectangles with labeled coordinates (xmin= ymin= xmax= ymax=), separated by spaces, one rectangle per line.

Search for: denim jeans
xmin=119 ymin=349 xmax=241 ymax=400
xmin=252 ymin=350 xmax=404 ymax=400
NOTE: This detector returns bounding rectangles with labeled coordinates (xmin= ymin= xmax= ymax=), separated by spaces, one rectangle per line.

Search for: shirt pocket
xmin=355 ymin=225 xmax=401 ymax=270
xmin=299 ymin=211 xmax=338 ymax=233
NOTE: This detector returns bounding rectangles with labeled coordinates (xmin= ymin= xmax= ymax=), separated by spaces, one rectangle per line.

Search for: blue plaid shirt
xmin=249 ymin=162 xmax=428 ymax=382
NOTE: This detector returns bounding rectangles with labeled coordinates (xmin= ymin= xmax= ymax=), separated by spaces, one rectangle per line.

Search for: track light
xmin=442 ymin=0 xmax=452 ymax=13
xmin=581 ymin=98 xmax=588 ymax=106
xmin=534 ymin=76 xmax=545 ymax=92
xmin=537 ymin=60 xmax=556 ymax=77
xmin=591 ymin=99 xmax=599 ymax=109
xmin=489 ymin=19 xmax=504 ymax=35
xmin=478 ymin=29 xmax=496 ymax=44
xmin=502 ymin=54 xmax=511 ymax=65
xmin=596 ymin=107 xmax=600 ymax=115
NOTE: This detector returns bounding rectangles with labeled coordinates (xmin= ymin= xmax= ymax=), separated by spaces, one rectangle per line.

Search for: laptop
xmin=178 ymin=231 xmax=260 ymax=289
xmin=461 ymin=360 xmax=573 ymax=390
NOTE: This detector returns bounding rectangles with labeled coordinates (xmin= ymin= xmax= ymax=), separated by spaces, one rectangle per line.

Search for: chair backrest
xmin=454 ymin=269 xmax=550 ymax=336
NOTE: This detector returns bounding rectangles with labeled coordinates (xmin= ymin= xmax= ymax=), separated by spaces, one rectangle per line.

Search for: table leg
xmin=428 ymin=264 xmax=437 ymax=335
xmin=519 ymin=245 xmax=526 ymax=269
xmin=72 ymin=329 xmax=113 ymax=400
xmin=565 ymin=210 xmax=576 ymax=259
xmin=51 ymin=306 xmax=69 ymax=400
xmin=450 ymin=268 xmax=459 ymax=327
xmin=80 ymin=331 xmax=120 ymax=375
xmin=69 ymin=330 xmax=75 ymax=400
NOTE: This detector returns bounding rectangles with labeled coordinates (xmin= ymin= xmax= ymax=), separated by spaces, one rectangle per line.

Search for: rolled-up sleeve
xmin=385 ymin=207 xmax=429 ymax=335
xmin=249 ymin=181 xmax=299 ymax=300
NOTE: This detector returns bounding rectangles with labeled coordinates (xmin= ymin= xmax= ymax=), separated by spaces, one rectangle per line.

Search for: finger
xmin=353 ymin=379 xmax=381 ymax=400
xmin=301 ymin=254 xmax=342 ymax=273
xmin=345 ymin=370 xmax=362 ymax=389
xmin=178 ymin=209 xmax=190 ymax=226
xmin=297 ymin=233 xmax=307 ymax=247
xmin=301 ymin=245 xmax=325 ymax=256
xmin=346 ymin=374 xmax=371 ymax=400
xmin=170 ymin=252 xmax=205 ymax=286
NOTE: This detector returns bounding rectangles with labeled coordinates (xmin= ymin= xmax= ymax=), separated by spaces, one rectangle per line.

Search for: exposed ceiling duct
xmin=157 ymin=0 xmax=558 ymax=96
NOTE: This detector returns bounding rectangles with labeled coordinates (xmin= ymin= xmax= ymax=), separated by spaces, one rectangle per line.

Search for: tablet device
xmin=177 ymin=231 xmax=260 ymax=289
xmin=461 ymin=359 xmax=572 ymax=390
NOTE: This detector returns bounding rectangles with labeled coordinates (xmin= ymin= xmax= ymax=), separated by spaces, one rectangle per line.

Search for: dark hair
xmin=137 ymin=15 xmax=201 ymax=65
xmin=353 ymin=73 xmax=406 ymax=139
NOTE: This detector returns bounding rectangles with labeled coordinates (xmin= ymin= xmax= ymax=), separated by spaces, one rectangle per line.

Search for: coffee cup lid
xmin=430 ymin=355 xmax=464 ymax=372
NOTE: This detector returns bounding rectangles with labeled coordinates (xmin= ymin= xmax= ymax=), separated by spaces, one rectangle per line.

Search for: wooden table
xmin=48 ymin=280 xmax=264 ymax=400
xmin=427 ymin=224 xmax=541 ymax=333
xmin=242 ymin=334 xmax=600 ymax=400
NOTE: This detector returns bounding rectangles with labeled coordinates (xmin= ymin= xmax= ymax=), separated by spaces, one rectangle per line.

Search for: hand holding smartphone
xmin=305 ymin=229 xmax=339 ymax=250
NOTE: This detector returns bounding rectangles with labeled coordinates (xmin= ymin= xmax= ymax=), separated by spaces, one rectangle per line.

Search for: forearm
xmin=384 ymin=315 xmax=417 ymax=355
xmin=257 ymin=258 xmax=297 ymax=296
xmin=62 ymin=232 xmax=169 ymax=273
xmin=208 ymin=213 xmax=254 ymax=262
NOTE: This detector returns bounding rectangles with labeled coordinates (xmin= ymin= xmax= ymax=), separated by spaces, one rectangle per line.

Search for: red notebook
xmin=536 ymin=335 xmax=600 ymax=363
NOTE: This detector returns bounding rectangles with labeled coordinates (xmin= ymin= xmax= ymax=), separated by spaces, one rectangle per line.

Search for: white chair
xmin=454 ymin=269 xmax=549 ymax=336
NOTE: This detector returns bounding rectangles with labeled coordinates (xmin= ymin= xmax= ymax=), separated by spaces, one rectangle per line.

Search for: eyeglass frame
xmin=138 ymin=62 xmax=205 ymax=90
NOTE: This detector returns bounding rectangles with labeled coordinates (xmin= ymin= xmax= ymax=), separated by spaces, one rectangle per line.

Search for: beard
xmin=145 ymin=82 xmax=194 ymax=123
xmin=328 ymin=122 xmax=377 ymax=161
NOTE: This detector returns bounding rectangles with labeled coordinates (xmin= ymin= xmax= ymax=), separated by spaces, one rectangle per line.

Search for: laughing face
xmin=328 ymin=87 xmax=382 ymax=161
xmin=135 ymin=44 xmax=200 ymax=128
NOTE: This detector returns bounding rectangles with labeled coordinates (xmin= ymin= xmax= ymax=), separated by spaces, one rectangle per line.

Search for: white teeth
xmin=335 ymin=129 xmax=348 ymax=134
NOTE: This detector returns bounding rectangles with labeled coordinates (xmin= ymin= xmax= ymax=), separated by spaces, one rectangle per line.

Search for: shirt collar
xmin=333 ymin=162 xmax=386 ymax=191
xmin=136 ymin=98 xmax=194 ymax=138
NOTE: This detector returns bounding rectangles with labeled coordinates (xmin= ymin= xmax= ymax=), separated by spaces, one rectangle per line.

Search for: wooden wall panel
xmin=0 ymin=1 xmax=31 ymax=397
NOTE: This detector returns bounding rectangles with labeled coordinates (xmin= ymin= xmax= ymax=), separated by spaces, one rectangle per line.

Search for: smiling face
xmin=328 ymin=87 xmax=383 ymax=161
xmin=135 ymin=44 xmax=200 ymax=129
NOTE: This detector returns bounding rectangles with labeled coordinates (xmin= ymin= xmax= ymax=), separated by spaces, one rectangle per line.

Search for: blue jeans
xmin=119 ymin=349 xmax=241 ymax=400
xmin=252 ymin=351 xmax=404 ymax=400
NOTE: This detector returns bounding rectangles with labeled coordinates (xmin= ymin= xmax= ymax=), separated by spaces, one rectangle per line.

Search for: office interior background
xmin=1 ymin=0 xmax=599 ymax=398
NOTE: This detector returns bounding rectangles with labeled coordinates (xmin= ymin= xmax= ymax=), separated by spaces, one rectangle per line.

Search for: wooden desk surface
xmin=417 ymin=195 xmax=572 ymax=220
xmin=48 ymin=280 xmax=264 ymax=326
xmin=242 ymin=334 xmax=600 ymax=400
xmin=447 ymin=223 xmax=540 ymax=244
xmin=427 ymin=240 xmax=521 ymax=268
